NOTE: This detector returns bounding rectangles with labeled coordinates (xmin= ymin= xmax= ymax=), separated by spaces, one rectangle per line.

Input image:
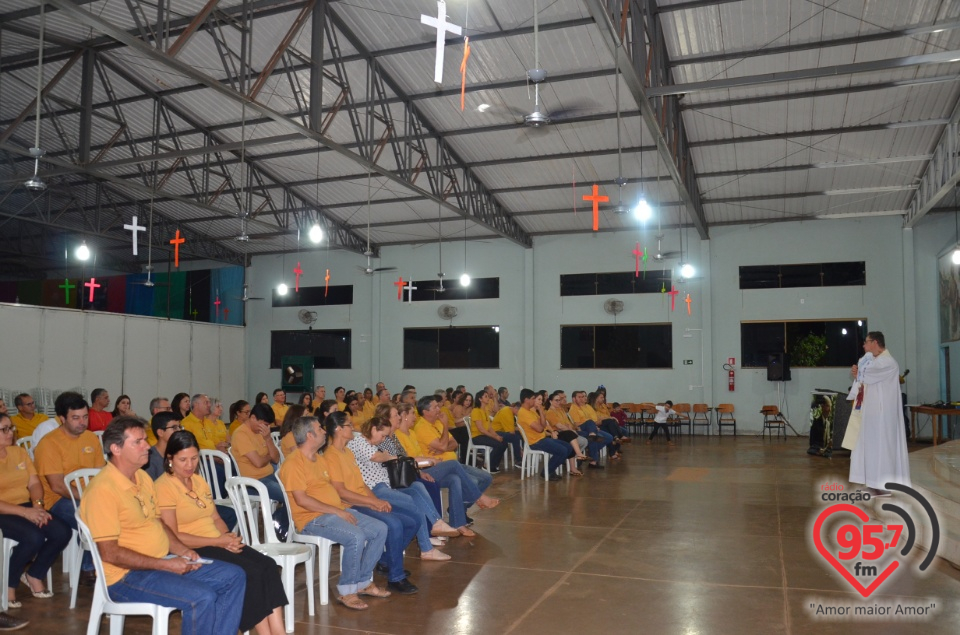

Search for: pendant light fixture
xmin=24 ymin=1 xmax=47 ymax=191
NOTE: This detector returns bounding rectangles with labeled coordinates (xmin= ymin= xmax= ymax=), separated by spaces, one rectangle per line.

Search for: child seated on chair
xmin=648 ymin=401 xmax=676 ymax=446
xmin=609 ymin=403 xmax=629 ymax=437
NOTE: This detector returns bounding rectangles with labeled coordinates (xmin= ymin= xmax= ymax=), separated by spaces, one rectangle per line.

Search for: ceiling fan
xmin=355 ymin=172 xmax=397 ymax=275
xmin=486 ymin=0 xmax=594 ymax=138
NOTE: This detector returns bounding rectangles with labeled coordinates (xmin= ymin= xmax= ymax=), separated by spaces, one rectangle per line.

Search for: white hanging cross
xmin=123 ymin=215 xmax=146 ymax=255
xmin=404 ymin=279 xmax=418 ymax=303
xmin=421 ymin=0 xmax=462 ymax=84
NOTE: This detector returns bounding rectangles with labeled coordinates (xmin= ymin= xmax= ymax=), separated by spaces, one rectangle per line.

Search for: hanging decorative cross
xmin=223 ymin=307 xmax=230 ymax=321
xmin=324 ymin=269 xmax=330 ymax=297
xmin=582 ymin=184 xmax=608 ymax=231
xmin=293 ymin=262 xmax=303 ymax=292
xmin=404 ymin=279 xmax=418 ymax=303
xmin=632 ymin=243 xmax=643 ymax=278
xmin=667 ymin=285 xmax=679 ymax=311
xmin=59 ymin=278 xmax=75 ymax=305
xmin=123 ymin=215 xmax=146 ymax=256
xmin=84 ymin=277 xmax=100 ymax=303
xmin=642 ymin=247 xmax=648 ymax=278
xmin=685 ymin=293 xmax=692 ymax=316
xmin=169 ymin=229 xmax=185 ymax=267
xmin=460 ymin=36 xmax=471 ymax=110
xmin=214 ymin=295 xmax=221 ymax=320
xmin=191 ymin=308 xmax=199 ymax=320
xmin=421 ymin=0 xmax=462 ymax=84
xmin=393 ymin=276 xmax=405 ymax=301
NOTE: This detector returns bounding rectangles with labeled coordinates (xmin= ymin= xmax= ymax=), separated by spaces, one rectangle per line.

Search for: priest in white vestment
xmin=848 ymin=331 xmax=911 ymax=495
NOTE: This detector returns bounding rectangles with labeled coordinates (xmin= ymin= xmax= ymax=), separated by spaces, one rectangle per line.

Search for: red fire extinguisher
xmin=725 ymin=358 xmax=736 ymax=391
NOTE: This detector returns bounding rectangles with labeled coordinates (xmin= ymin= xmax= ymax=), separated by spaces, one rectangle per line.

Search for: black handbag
xmin=384 ymin=457 xmax=420 ymax=489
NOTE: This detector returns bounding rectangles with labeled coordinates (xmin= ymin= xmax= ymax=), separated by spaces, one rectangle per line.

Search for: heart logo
xmin=813 ymin=503 xmax=899 ymax=598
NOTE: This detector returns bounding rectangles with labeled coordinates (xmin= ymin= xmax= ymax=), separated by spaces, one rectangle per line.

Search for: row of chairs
xmin=619 ymin=403 xmax=738 ymax=437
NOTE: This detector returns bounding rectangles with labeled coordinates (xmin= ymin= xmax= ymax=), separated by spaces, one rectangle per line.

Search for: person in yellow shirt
xmin=346 ymin=395 xmax=368 ymax=427
xmin=34 ymin=391 xmax=105 ymax=581
xmin=568 ymin=390 xmax=615 ymax=464
xmin=232 ymin=403 xmax=287 ymax=536
xmin=145 ymin=397 xmax=172 ymax=446
xmin=180 ymin=395 xmax=228 ymax=453
xmin=467 ymin=390 xmax=508 ymax=472
xmin=414 ymin=396 xmax=495 ymax=493
xmin=516 ymin=389 xmax=572 ymax=481
xmin=78 ymin=416 xmax=245 ymax=635
xmin=228 ymin=400 xmax=251 ymax=438
xmin=586 ymin=391 xmax=623 ymax=459
xmin=271 ymin=389 xmax=289 ymax=423
xmin=361 ymin=389 xmax=376 ymax=421
xmin=278 ymin=415 xmax=388 ymax=610
xmin=11 ymin=393 xmax=48 ymax=439
xmin=334 ymin=387 xmax=347 ymax=411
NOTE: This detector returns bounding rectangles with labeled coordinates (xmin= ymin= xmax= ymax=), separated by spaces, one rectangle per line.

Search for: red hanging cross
xmin=293 ymin=262 xmax=303 ymax=292
xmin=582 ymin=184 xmax=609 ymax=231
xmin=169 ymin=229 xmax=185 ymax=267
xmin=59 ymin=278 xmax=75 ymax=304
xmin=394 ymin=276 xmax=405 ymax=301
xmin=685 ymin=293 xmax=692 ymax=316
xmin=667 ymin=285 xmax=679 ymax=311
xmin=84 ymin=277 xmax=100 ymax=303
xmin=324 ymin=269 xmax=331 ymax=297
xmin=223 ymin=307 xmax=230 ymax=320
xmin=214 ymin=296 xmax=221 ymax=319
xmin=632 ymin=244 xmax=643 ymax=277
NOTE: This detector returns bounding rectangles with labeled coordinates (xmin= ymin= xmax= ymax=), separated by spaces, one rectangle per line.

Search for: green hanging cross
xmin=642 ymin=248 xmax=648 ymax=278
xmin=660 ymin=281 xmax=666 ymax=303
xmin=59 ymin=278 xmax=75 ymax=304
xmin=191 ymin=308 xmax=199 ymax=320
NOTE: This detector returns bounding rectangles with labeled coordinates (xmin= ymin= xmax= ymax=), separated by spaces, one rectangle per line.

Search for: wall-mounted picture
xmin=939 ymin=252 xmax=960 ymax=343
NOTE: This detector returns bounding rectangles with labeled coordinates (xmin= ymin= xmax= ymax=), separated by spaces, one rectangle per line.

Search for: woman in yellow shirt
xmin=157 ymin=430 xmax=287 ymax=635
xmin=544 ymin=392 xmax=589 ymax=474
xmin=467 ymin=390 xmax=509 ymax=472
xmin=228 ymin=400 xmax=250 ymax=439
xmin=0 ymin=412 xmax=70 ymax=607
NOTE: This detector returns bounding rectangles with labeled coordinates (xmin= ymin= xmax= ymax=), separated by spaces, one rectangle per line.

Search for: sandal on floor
xmin=358 ymin=583 xmax=391 ymax=598
xmin=6 ymin=599 xmax=21 ymax=609
xmin=421 ymin=549 xmax=451 ymax=561
xmin=337 ymin=594 xmax=369 ymax=610
xmin=457 ymin=526 xmax=477 ymax=537
xmin=570 ymin=469 xmax=584 ymax=477
xmin=21 ymin=574 xmax=53 ymax=599
xmin=476 ymin=497 xmax=500 ymax=510
xmin=431 ymin=521 xmax=460 ymax=538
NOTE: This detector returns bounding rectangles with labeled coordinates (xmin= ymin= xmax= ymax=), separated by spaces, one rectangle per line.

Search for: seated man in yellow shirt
xmin=490 ymin=401 xmax=522 ymax=465
xmin=145 ymin=397 xmax=173 ymax=446
xmin=232 ymin=402 xmax=287 ymax=537
xmin=414 ymin=395 xmax=494 ymax=494
xmin=11 ymin=393 xmax=48 ymax=439
xmin=567 ymin=390 xmax=615 ymax=464
xmin=271 ymin=389 xmax=289 ymax=424
xmin=79 ymin=416 xmax=245 ymax=635
xmin=180 ymin=394 xmax=229 ymax=453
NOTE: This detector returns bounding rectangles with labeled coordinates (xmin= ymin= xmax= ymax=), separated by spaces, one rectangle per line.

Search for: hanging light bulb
xmin=277 ymin=283 xmax=289 ymax=295
xmin=75 ymin=241 xmax=90 ymax=261
xmin=460 ymin=273 xmax=471 ymax=287
xmin=308 ymin=223 xmax=323 ymax=244
xmin=633 ymin=197 xmax=653 ymax=222
xmin=680 ymin=263 xmax=695 ymax=279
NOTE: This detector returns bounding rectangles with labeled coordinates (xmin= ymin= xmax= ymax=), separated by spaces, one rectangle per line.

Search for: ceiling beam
xmin=903 ymin=95 xmax=960 ymax=227
xmin=649 ymin=49 xmax=960 ymax=97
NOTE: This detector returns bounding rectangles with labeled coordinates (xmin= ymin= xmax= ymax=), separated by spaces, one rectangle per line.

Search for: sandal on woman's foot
xmin=421 ymin=549 xmax=451 ymax=561
xmin=20 ymin=574 xmax=53 ymax=599
xmin=6 ymin=599 xmax=20 ymax=609
xmin=358 ymin=583 xmax=391 ymax=598
xmin=457 ymin=526 xmax=477 ymax=537
xmin=570 ymin=469 xmax=584 ymax=477
xmin=337 ymin=594 xmax=369 ymax=610
xmin=431 ymin=521 xmax=460 ymax=537
xmin=476 ymin=497 xmax=500 ymax=510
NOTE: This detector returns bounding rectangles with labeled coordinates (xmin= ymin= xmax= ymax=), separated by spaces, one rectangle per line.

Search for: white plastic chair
xmin=66 ymin=467 xmax=101 ymax=609
xmin=76 ymin=515 xmax=176 ymax=635
xmin=516 ymin=424 xmax=553 ymax=481
xmin=270 ymin=431 xmax=285 ymax=465
xmin=464 ymin=417 xmax=493 ymax=473
xmin=15 ymin=437 xmax=33 ymax=460
xmin=274 ymin=473 xmax=338 ymax=606
xmin=225 ymin=476 xmax=314 ymax=633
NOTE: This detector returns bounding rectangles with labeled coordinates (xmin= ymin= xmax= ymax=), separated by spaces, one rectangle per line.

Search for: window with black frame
xmin=560 ymin=272 xmax=669 ymax=296
xmin=270 ymin=330 xmax=351 ymax=369
xmin=403 ymin=326 xmax=500 ymax=369
xmin=739 ymin=262 xmax=864 ymax=289
xmin=560 ymin=324 xmax=672 ymax=369
xmin=740 ymin=320 xmax=867 ymax=368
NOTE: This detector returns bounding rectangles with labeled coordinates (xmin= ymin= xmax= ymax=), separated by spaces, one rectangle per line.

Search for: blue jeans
xmin=352 ymin=506 xmax=418 ymax=582
xmin=531 ymin=437 xmax=574 ymax=474
xmin=577 ymin=421 xmax=613 ymax=462
xmin=462 ymin=463 xmax=493 ymax=493
xmin=472 ymin=435 xmax=508 ymax=470
xmin=599 ymin=419 xmax=623 ymax=453
xmin=417 ymin=477 xmax=443 ymax=516
xmin=421 ymin=460 xmax=483 ymax=528
xmin=50 ymin=497 xmax=92 ymax=571
xmin=499 ymin=432 xmax=522 ymax=466
xmin=302 ymin=509 xmax=386 ymax=596
xmin=372 ymin=483 xmax=434 ymax=552
xmin=109 ymin=559 xmax=245 ymax=635
xmin=0 ymin=506 xmax=72 ymax=587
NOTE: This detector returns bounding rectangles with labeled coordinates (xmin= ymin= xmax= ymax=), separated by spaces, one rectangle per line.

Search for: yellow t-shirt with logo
xmin=0 ymin=445 xmax=36 ymax=505
xmin=517 ymin=407 xmax=545 ymax=444
xmin=279 ymin=451 xmax=346 ymax=533
xmin=34 ymin=428 xmax=106 ymax=509
xmin=155 ymin=472 xmax=219 ymax=539
xmin=414 ymin=417 xmax=458 ymax=462
xmin=231 ymin=425 xmax=273 ymax=480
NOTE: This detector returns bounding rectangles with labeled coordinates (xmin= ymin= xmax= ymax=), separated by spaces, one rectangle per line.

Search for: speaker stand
xmin=776 ymin=381 xmax=802 ymax=437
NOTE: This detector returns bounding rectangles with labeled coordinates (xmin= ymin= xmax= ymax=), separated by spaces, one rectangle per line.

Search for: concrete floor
xmin=14 ymin=435 xmax=960 ymax=634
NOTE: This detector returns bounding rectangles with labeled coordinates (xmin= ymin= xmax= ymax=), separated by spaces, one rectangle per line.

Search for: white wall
xmin=0 ymin=303 xmax=245 ymax=414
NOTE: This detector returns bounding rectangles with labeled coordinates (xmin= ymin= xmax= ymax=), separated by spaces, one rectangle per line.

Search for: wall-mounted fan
xmin=438 ymin=304 xmax=459 ymax=321
xmin=298 ymin=309 xmax=317 ymax=327
xmin=603 ymin=298 xmax=624 ymax=315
